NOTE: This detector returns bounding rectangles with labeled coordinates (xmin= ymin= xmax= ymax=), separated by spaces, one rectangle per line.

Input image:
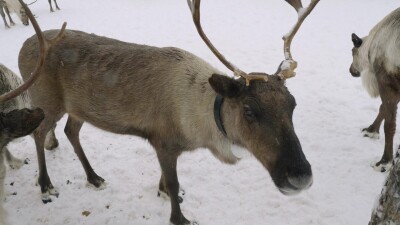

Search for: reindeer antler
xmin=187 ymin=0 xmax=268 ymax=86
xmin=0 ymin=0 xmax=66 ymax=102
xmin=276 ymin=0 xmax=320 ymax=79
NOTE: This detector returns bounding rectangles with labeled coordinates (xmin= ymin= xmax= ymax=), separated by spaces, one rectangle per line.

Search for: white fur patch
xmin=86 ymin=181 xmax=107 ymax=190
xmin=361 ymin=68 xmax=380 ymax=98
xmin=361 ymin=129 xmax=380 ymax=139
xmin=370 ymin=160 xmax=392 ymax=172
xmin=230 ymin=144 xmax=250 ymax=159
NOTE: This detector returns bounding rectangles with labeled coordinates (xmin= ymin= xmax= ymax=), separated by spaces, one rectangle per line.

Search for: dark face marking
xmin=20 ymin=8 xmax=29 ymax=26
xmin=0 ymin=108 xmax=44 ymax=140
xmin=210 ymin=75 xmax=312 ymax=195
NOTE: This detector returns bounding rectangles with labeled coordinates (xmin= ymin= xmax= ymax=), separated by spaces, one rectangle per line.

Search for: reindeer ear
xmin=352 ymin=33 xmax=363 ymax=48
xmin=209 ymin=74 xmax=244 ymax=98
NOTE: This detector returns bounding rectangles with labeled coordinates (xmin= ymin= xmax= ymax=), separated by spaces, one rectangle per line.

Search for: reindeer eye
xmin=244 ymin=104 xmax=256 ymax=121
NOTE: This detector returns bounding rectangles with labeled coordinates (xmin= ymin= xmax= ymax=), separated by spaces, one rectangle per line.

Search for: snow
xmin=1 ymin=0 xmax=399 ymax=224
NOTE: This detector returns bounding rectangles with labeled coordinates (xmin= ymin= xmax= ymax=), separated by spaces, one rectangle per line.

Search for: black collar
xmin=214 ymin=94 xmax=228 ymax=137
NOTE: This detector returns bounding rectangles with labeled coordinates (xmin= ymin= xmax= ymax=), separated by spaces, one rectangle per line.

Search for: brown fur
xmin=19 ymin=29 xmax=312 ymax=225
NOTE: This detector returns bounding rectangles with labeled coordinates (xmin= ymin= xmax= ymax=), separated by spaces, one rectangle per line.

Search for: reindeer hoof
xmin=41 ymin=187 xmax=59 ymax=204
xmin=361 ymin=128 xmax=379 ymax=139
xmin=371 ymin=160 xmax=392 ymax=172
xmin=170 ymin=215 xmax=195 ymax=225
xmin=87 ymin=175 xmax=106 ymax=190
xmin=171 ymin=221 xmax=198 ymax=225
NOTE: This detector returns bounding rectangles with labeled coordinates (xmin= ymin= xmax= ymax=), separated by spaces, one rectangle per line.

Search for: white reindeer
xmin=0 ymin=0 xmax=28 ymax=28
xmin=350 ymin=7 xmax=400 ymax=172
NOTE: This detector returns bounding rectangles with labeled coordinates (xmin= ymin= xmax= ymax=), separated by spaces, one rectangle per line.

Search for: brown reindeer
xmin=0 ymin=1 xmax=65 ymax=223
xmin=18 ymin=0 xmax=317 ymax=224
xmin=350 ymin=7 xmax=400 ymax=172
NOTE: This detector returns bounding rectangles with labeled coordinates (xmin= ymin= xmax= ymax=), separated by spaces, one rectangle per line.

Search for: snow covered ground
xmin=1 ymin=0 xmax=400 ymax=224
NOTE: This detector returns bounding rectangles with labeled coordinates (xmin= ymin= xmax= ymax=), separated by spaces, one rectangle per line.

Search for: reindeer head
xmin=349 ymin=33 xmax=366 ymax=77
xmin=18 ymin=6 xmax=29 ymax=26
xmin=0 ymin=108 xmax=44 ymax=147
xmin=188 ymin=0 xmax=319 ymax=195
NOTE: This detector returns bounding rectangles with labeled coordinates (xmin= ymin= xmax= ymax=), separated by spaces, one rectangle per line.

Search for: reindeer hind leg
xmin=362 ymin=103 xmax=384 ymax=139
xmin=4 ymin=6 xmax=14 ymax=26
xmin=371 ymin=74 xmax=400 ymax=172
xmin=64 ymin=116 xmax=105 ymax=188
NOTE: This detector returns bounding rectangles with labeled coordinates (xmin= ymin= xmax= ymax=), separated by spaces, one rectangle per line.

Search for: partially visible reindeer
xmin=0 ymin=0 xmax=28 ymax=28
xmin=0 ymin=1 xmax=15 ymax=28
xmin=350 ymin=7 xmax=400 ymax=172
xmin=0 ymin=63 xmax=60 ymax=168
xmin=0 ymin=1 xmax=66 ymax=224
xmin=19 ymin=0 xmax=318 ymax=224
xmin=48 ymin=0 xmax=59 ymax=12
xmin=0 ymin=108 xmax=44 ymax=225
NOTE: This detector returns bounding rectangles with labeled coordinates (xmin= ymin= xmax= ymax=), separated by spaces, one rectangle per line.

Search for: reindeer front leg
xmin=53 ymin=0 xmax=60 ymax=10
xmin=34 ymin=119 xmax=59 ymax=203
xmin=158 ymin=173 xmax=185 ymax=203
xmin=0 ymin=7 xmax=10 ymax=28
xmin=362 ymin=103 xmax=384 ymax=139
xmin=373 ymin=89 xmax=399 ymax=172
xmin=155 ymin=146 xmax=194 ymax=225
xmin=4 ymin=6 xmax=14 ymax=26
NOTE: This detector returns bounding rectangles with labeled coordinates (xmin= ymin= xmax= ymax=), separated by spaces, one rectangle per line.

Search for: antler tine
xmin=285 ymin=0 xmax=303 ymax=12
xmin=187 ymin=0 xmax=267 ymax=86
xmin=277 ymin=0 xmax=319 ymax=79
xmin=0 ymin=0 xmax=67 ymax=102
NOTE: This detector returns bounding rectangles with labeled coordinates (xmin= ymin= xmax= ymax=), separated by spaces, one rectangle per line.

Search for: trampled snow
xmin=1 ymin=0 xmax=399 ymax=224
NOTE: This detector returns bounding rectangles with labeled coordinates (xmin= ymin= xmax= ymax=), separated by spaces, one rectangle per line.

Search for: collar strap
xmin=214 ymin=94 xmax=228 ymax=137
